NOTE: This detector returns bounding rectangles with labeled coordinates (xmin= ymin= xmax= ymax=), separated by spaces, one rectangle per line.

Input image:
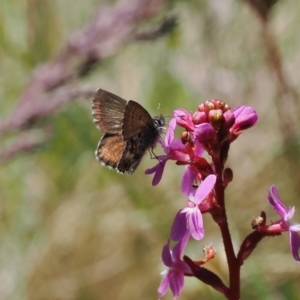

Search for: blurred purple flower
xmin=268 ymin=185 xmax=300 ymax=262
xmin=171 ymin=174 xmax=217 ymax=241
xmin=158 ymin=233 xmax=192 ymax=300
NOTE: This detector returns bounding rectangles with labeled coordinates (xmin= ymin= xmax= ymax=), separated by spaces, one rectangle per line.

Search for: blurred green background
xmin=1 ymin=0 xmax=300 ymax=299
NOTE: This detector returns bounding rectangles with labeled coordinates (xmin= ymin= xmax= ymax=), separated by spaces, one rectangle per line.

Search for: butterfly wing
xmin=117 ymin=133 xmax=150 ymax=174
xmin=92 ymin=89 xmax=127 ymax=133
xmin=121 ymin=100 xmax=155 ymax=140
xmin=96 ymin=133 xmax=126 ymax=170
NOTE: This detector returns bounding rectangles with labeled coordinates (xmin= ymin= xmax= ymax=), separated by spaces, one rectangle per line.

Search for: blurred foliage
xmin=1 ymin=0 xmax=300 ymax=299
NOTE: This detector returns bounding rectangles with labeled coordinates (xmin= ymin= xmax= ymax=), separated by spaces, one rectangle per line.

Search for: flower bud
xmin=181 ymin=130 xmax=193 ymax=145
xmin=223 ymin=110 xmax=235 ymax=129
xmin=223 ymin=168 xmax=233 ymax=185
xmin=208 ymin=109 xmax=223 ymax=131
xmin=232 ymin=106 xmax=258 ymax=131
xmin=173 ymin=108 xmax=195 ymax=131
xmin=192 ymin=111 xmax=206 ymax=124
xmin=194 ymin=123 xmax=217 ymax=141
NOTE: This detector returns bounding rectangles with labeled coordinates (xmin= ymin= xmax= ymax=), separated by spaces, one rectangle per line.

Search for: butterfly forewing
xmin=92 ymin=89 xmax=127 ymax=133
xmin=121 ymin=100 xmax=154 ymax=139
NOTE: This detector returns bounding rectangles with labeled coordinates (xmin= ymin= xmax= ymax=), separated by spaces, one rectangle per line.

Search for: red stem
xmin=214 ymin=164 xmax=240 ymax=300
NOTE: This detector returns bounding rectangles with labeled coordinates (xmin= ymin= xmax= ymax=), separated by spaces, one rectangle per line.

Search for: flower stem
xmin=214 ymin=175 xmax=240 ymax=300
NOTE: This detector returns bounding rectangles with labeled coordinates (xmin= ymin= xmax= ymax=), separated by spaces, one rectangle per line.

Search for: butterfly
xmin=92 ymin=89 xmax=165 ymax=174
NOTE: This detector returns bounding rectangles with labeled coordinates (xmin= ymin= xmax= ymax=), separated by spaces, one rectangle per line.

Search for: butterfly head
xmin=153 ymin=115 xmax=166 ymax=132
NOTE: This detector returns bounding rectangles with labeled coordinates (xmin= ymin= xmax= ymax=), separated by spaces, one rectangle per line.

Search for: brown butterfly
xmin=92 ymin=89 xmax=165 ymax=174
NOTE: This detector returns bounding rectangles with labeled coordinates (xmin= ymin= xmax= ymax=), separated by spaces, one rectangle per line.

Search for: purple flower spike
xmin=268 ymin=185 xmax=300 ymax=262
xmin=158 ymin=233 xmax=192 ymax=300
xmin=171 ymin=175 xmax=217 ymax=241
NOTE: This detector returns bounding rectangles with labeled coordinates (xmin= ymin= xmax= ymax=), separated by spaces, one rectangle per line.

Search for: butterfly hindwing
xmin=96 ymin=133 xmax=126 ymax=170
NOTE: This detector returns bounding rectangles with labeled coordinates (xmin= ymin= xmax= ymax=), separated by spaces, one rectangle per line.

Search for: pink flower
xmin=171 ymin=175 xmax=217 ymax=241
xmin=268 ymin=185 xmax=300 ymax=262
xmin=158 ymin=233 xmax=192 ymax=300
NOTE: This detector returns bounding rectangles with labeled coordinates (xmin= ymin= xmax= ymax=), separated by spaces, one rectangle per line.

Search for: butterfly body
xmin=92 ymin=89 xmax=165 ymax=174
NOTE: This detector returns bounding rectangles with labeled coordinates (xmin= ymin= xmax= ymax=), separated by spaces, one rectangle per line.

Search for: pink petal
xmin=268 ymin=185 xmax=288 ymax=219
xmin=152 ymin=160 xmax=167 ymax=186
xmin=169 ymin=148 xmax=189 ymax=162
xmin=286 ymin=206 xmax=295 ymax=221
xmin=161 ymin=240 xmax=173 ymax=267
xmin=189 ymin=209 xmax=204 ymax=240
xmin=193 ymin=138 xmax=204 ymax=156
xmin=165 ymin=118 xmax=176 ymax=147
xmin=169 ymin=139 xmax=185 ymax=150
xmin=289 ymin=230 xmax=300 ymax=262
xmin=173 ymin=109 xmax=194 ymax=131
xmin=194 ymin=123 xmax=216 ymax=141
xmin=158 ymin=273 xmax=170 ymax=299
xmin=169 ymin=271 xmax=184 ymax=299
xmin=194 ymin=174 xmax=216 ymax=204
xmin=172 ymin=232 xmax=190 ymax=261
xmin=145 ymin=157 xmax=167 ymax=186
xmin=290 ymin=223 xmax=300 ymax=232
xmin=181 ymin=167 xmax=196 ymax=196
xmin=171 ymin=210 xmax=188 ymax=242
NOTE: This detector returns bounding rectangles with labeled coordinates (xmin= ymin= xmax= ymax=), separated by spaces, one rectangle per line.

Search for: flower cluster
xmin=146 ymin=99 xmax=300 ymax=299
xmin=147 ymin=100 xmax=258 ymax=192
xmin=146 ymin=100 xmax=258 ymax=298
